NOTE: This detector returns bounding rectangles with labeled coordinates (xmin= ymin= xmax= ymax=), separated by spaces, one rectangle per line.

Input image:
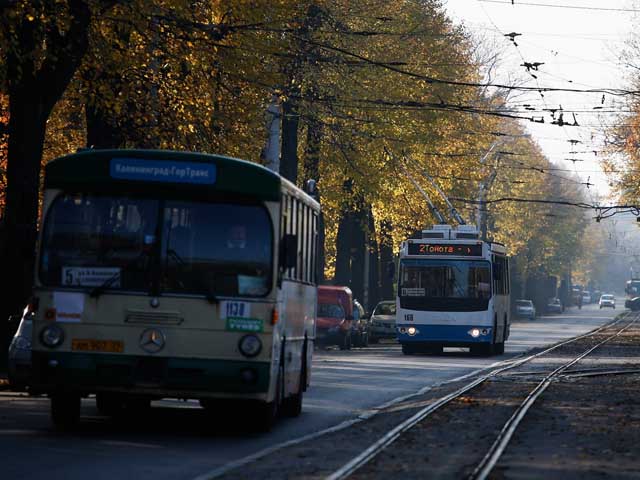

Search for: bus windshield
xmin=399 ymin=259 xmax=491 ymax=311
xmin=39 ymin=194 xmax=273 ymax=297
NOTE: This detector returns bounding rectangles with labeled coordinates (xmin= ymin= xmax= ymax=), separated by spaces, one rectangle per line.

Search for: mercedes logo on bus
xmin=139 ymin=328 xmax=165 ymax=353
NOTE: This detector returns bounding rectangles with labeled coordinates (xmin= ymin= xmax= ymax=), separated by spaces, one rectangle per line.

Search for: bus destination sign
xmin=408 ymin=242 xmax=483 ymax=257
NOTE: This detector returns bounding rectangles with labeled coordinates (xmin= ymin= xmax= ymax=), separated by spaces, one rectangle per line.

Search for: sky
xmin=443 ymin=0 xmax=638 ymax=201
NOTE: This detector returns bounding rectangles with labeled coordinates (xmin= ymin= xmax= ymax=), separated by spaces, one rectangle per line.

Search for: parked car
xmin=316 ymin=286 xmax=354 ymax=350
xmin=625 ymin=297 xmax=640 ymax=311
xmin=7 ymin=306 xmax=33 ymax=390
xmin=369 ymin=300 xmax=397 ymax=343
xmin=546 ymin=297 xmax=564 ymax=314
xmin=515 ymin=299 xmax=536 ymax=320
xmin=350 ymin=299 xmax=370 ymax=347
xmin=599 ymin=294 xmax=615 ymax=309
xmin=582 ymin=291 xmax=592 ymax=305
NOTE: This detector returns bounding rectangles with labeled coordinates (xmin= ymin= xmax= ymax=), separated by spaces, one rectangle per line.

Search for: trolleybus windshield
xmin=399 ymin=259 xmax=491 ymax=311
xmin=39 ymin=193 xmax=273 ymax=297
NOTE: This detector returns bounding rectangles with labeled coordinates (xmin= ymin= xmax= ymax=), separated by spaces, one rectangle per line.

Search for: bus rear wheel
xmin=51 ymin=392 xmax=81 ymax=430
xmin=281 ymin=374 xmax=304 ymax=418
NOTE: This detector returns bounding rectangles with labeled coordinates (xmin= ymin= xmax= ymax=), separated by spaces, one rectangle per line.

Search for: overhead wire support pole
xmin=386 ymin=148 xmax=446 ymax=225
xmin=477 ymin=140 xmax=503 ymax=239
xmin=406 ymin=156 xmax=466 ymax=225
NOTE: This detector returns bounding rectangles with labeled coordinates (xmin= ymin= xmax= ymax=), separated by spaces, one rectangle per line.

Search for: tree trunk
xmin=367 ymin=207 xmax=380 ymax=312
xmin=349 ymin=207 xmax=367 ymax=303
xmin=302 ymin=111 xmax=324 ymax=281
xmin=379 ymin=220 xmax=395 ymax=301
xmin=0 ymin=0 xmax=92 ymax=358
xmin=334 ymin=210 xmax=353 ymax=287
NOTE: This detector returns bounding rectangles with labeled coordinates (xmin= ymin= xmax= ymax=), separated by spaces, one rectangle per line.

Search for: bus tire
xmin=255 ymin=371 xmax=282 ymax=432
xmin=51 ymin=392 xmax=81 ymax=430
xmin=281 ymin=373 xmax=304 ymax=418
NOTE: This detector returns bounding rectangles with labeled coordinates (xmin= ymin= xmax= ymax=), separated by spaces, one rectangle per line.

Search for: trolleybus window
xmin=400 ymin=260 xmax=491 ymax=299
xmin=399 ymin=259 xmax=491 ymax=311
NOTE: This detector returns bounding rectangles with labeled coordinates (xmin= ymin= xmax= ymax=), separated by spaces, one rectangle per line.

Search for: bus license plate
xmin=72 ymin=339 xmax=124 ymax=353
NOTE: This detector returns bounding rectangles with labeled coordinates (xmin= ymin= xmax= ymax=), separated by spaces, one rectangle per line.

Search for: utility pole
xmin=476 ymin=141 xmax=501 ymax=240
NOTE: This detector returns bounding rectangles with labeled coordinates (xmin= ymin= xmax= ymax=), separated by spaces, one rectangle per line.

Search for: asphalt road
xmin=0 ymin=304 xmax=618 ymax=480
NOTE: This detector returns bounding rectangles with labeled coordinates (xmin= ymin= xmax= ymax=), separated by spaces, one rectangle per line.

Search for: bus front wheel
xmin=51 ymin=392 xmax=81 ymax=430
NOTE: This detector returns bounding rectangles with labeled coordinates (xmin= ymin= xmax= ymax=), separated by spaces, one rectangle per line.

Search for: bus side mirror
xmin=280 ymin=234 xmax=298 ymax=270
xmin=386 ymin=262 xmax=395 ymax=280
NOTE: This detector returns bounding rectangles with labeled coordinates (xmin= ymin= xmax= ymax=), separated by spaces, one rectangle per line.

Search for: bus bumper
xmin=396 ymin=324 xmax=493 ymax=347
xmin=30 ymin=351 xmax=271 ymax=398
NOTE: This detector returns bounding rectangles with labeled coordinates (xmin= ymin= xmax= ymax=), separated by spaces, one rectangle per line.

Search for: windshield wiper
xmin=89 ymin=251 xmax=149 ymax=299
xmin=166 ymin=248 xmax=218 ymax=304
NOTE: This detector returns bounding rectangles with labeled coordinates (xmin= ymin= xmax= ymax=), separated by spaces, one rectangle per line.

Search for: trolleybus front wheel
xmin=402 ymin=344 xmax=417 ymax=355
xmin=470 ymin=343 xmax=495 ymax=356
xmin=51 ymin=392 xmax=81 ymax=430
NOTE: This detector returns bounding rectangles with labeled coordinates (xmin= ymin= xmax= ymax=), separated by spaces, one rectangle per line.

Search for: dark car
xmin=625 ymin=297 xmax=640 ymax=311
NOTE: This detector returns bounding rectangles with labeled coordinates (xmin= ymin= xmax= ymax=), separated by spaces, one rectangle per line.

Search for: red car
xmin=317 ymin=286 xmax=354 ymax=350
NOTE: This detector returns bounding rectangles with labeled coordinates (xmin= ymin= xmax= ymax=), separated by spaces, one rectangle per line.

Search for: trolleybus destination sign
xmin=407 ymin=242 xmax=483 ymax=256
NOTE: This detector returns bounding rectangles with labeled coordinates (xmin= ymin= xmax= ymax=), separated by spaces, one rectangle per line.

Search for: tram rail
xmin=327 ymin=311 xmax=637 ymax=480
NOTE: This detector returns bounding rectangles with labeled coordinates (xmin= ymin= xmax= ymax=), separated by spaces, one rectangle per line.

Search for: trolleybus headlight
xmin=12 ymin=336 xmax=31 ymax=351
xmin=40 ymin=324 xmax=64 ymax=348
xmin=407 ymin=327 xmax=417 ymax=336
xmin=469 ymin=328 xmax=481 ymax=338
xmin=238 ymin=335 xmax=262 ymax=358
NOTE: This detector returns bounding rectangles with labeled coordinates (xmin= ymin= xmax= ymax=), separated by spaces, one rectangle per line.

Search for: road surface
xmin=0 ymin=304 xmax=617 ymax=480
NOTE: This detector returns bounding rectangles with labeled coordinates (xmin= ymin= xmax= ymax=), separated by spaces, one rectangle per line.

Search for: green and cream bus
xmin=30 ymin=149 xmax=320 ymax=430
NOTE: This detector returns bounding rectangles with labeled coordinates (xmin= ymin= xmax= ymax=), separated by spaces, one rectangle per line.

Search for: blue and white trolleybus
xmin=396 ymin=224 xmax=510 ymax=356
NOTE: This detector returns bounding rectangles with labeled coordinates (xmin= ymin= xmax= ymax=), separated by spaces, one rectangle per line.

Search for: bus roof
xmin=45 ymin=149 xmax=286 ymax=202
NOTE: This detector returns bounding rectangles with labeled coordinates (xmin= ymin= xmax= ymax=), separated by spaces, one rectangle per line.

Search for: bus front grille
xmin=125 ymin=310 xmax=183 ymax=325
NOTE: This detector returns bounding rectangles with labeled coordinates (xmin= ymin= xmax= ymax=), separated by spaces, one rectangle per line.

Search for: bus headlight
xmin=407 ymin=327 xmax=417 ymax=336
xmin=40 ymin=325 xmax=64 ymax=348
xmin=238 ymin=335 xmax=262 ymax=358
xmin=469 ymin=328 xmax=481 ymax=338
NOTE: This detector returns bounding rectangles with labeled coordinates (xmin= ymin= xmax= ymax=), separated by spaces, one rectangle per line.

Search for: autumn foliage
xmin=0 ymin=0 xmax=591 ymax=306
